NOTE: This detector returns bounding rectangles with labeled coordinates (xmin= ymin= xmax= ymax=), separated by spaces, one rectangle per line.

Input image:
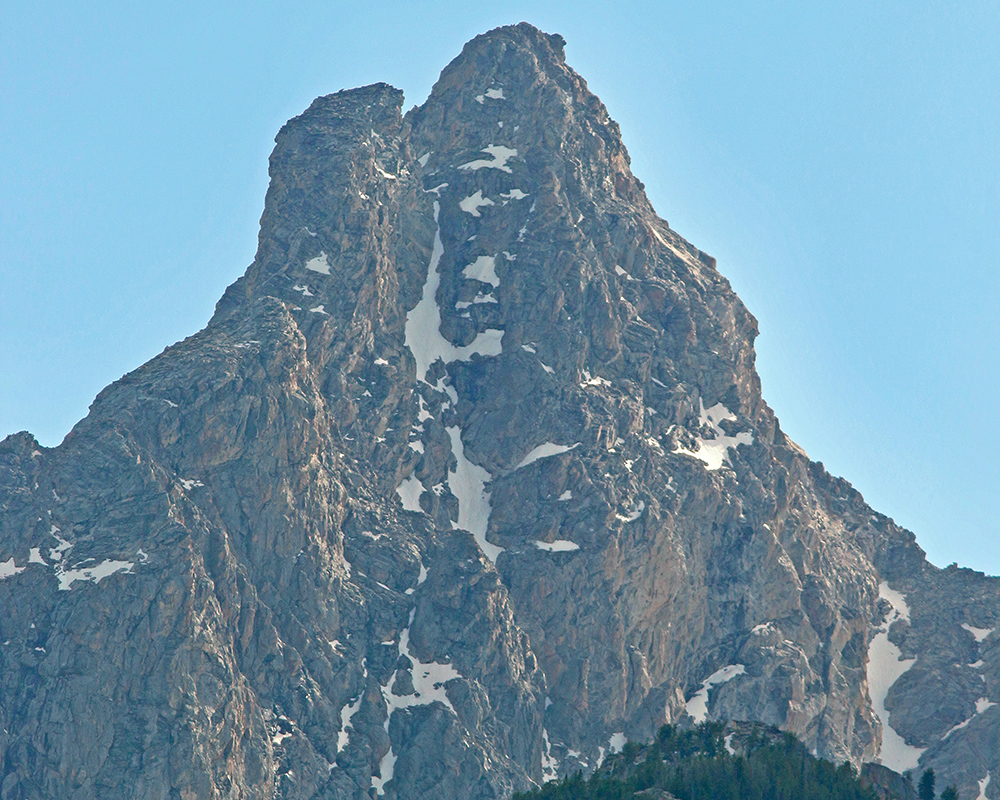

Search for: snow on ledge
xmin=58 ymin=559 xmax=135 ymax=591
xmin=458 ymin=190 xmax=495 ymax=216
xmin=396 ymin=476 xmax=424 ymax=512
xmin=305 ymin=252 xmax=331 ymax=275
xmin=459 ymin=145 xmax=517 ymax=173
xmin=462 ymin=255 xmax=500 ymax=286
xmin=963 ymin=622 xmax=995 ymax=643
xmin=533 ymin=540 xmax=580 ymax=552
xmin=515 ymin=442 xmax=580 ymax=470
xmin=673 ymin=399 xmax=753 ymax=471
xmin=0 ymin=558 xmax=25 ymax=580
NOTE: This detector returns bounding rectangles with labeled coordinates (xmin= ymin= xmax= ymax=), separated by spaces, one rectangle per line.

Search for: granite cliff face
xmin=1 ymin=23 xmax=998 ymax=800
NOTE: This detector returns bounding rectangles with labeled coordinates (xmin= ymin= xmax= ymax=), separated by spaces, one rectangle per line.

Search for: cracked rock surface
xmin=1 ymin=23 xmax=998 ymax=800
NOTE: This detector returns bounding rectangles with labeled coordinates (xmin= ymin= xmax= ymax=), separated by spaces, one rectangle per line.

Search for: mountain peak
xmin=1 ymin=25 xmax=998 ymax=800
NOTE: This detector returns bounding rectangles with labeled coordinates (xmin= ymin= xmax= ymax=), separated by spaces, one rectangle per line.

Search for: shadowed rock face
xmin=1 ymin=22 xmax=998 ymax=800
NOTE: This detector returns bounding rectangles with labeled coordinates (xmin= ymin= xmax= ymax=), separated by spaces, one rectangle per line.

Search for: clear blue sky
xmin=3 ymin=2 xmax=998 ymax=573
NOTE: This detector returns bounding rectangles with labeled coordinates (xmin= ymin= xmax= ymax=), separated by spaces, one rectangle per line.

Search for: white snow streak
xmin=459 ymin=145 xmax=517 ymax=173
xmin=943 ymin=696 xmax=998 ymax=739
xmin=338 ymin=692 xmax=363 ymax=753
xmin=867 ymin=581 xmax=925 ymax=772
xmin=685 ymin=664 xmax=746 ymax=723
xmin=541 ymin=729 xmax=559 ymax=782
xmin=978 ymin=773 xmax=991 ymax=800
xmin=673 ymin=399 xmax=753 ymax=470
xmin=375 ymin=609 xmax=463 ymax=794
xmin=446 ymin=427 xmax=503 ymax=564
xmin=404 ymin=203 xmax=503 ymax=381
xmin=515 ymin=442 xmax=579 ymax=470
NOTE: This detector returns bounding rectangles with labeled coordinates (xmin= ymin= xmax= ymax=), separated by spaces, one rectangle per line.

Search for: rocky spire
xmin=1 ymin=23 xmax=998 ymax=800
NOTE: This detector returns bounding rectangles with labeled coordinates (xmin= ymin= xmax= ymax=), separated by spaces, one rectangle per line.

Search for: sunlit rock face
xmin=1 ymin=22 xmax=998 ymax=800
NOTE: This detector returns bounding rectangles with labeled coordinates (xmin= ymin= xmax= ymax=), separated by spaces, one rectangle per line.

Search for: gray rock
xmin=1 ymin=21 xmax=998 ymax=800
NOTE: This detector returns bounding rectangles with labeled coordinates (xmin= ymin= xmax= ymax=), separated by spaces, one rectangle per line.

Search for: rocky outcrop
xmin=1 ymin=22 xmax=997 ymax=800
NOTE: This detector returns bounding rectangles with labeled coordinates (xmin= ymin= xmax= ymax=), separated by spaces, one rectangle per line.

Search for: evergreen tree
xmin=940 ymin=787 xmax=958 ymax=800
xmin=918 ymin=769 xmax=936 ymax=800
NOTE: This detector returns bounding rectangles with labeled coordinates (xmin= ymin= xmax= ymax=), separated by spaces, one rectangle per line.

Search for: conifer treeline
xmin=514 ymin=723 xmax=957 ymax=800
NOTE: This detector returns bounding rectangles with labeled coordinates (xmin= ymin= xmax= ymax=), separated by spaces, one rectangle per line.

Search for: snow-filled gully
xmin=867 ymin=581 xmax=925 ymax=773
xmin=399 ymin=198 xmax=507 ymax=567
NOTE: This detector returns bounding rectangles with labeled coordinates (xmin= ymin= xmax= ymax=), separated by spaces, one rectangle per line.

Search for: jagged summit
xmin=2 ymin=24 xmax=999 ymax=800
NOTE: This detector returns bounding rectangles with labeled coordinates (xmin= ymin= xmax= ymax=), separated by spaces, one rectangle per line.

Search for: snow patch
xmin=404 ymin=202 xmax=505 ymax=381
xmin=978 ymin=773 xmax=991 ymax=800
xmin=459 ymin=145 xmax=517 ymax=173
xmin=305 ymin=252 xmax=331 ymax=275
xmin=685 ymin=664 xmax=746 ymax=723
xmin=310 ymin=305 xmax=329 ymax=315
xmin=462 ymin=255 xmax=500 ymax=287
xmin=616 ymin=500 xmax=645 ymax=523
xmin=179 ymin=479 xmax=204 ymax=490
xmin=58 ymin=559 xmax=134 ymax=591
xmin=485 ymin=87 xmax=505 ymax=99
xmin=963 ymin=623 xmax=994 ymax=642
xmin=868 ymin=581 xmax=925 ymax=772
xmin=609 ymin=732 xmax=626 ymax=754
xmin=943 ymin=696 xmax=998 ymax=739
xmin=500 ymin=189 xmax=528 ymax=200
xmin=533 ymin=540 xmax=580 ymax=552
xmin=541 ymin=729 xmax=559 ymax=782
xmin=455 ymin=293 xmax=497 ymax=309
xmin=292 ymin=284 xmax=314 ymax=297
xmin=0 ymin=558 xmax=25 ymax=580
xmin=459 ymin=190 xmax=495 ymax=216
xmin=673 ymin=399 xmax=753 ymax=470
xmin=338 ymin=692 xmax=363 ymax=753
xmin=516 ymin=442 xmax=580 ymax=470
xmin=396 ymin=476 xmax=424 ymax=512
xmin=376 ymin=609 xmax=463 ymax=794
xmin=558 ymin=491 xmax=572 ymax=501
xmin=446 ymin=427 xmax=502 ymax=563
xmin=580 ymin=370 xmax=610 ymax=388
xmin=417 ymin=153 xmax=431 ymax=167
